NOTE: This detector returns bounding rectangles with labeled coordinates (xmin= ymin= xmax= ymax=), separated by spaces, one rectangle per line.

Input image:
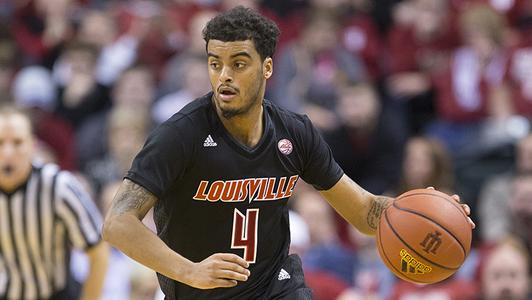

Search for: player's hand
xmin=426 ymin=187 xmax=476 ymax=229
xmin=183 ymin=253 xmax=250 ymax=289
xmin=450 ymin=193 xmax=476 ymax=229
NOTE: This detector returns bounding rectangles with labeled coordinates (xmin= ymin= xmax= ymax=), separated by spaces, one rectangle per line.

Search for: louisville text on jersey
xmin=193 ymin=176 xmax=299 ymax=202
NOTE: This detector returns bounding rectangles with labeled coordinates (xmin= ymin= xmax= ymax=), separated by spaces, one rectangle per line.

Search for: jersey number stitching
xmin=231 ymin=208 xmax=259 ymax=263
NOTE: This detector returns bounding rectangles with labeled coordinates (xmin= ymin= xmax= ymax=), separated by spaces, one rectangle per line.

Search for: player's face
xmin=207 ymin=39 xmax=273 ymax=119
xmin=0 ymin=114 xmax=34 ymax=191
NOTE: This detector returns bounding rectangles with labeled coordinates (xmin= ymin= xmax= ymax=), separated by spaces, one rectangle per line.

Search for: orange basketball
xmin=376 ymin=189 xmax=472 ymax=284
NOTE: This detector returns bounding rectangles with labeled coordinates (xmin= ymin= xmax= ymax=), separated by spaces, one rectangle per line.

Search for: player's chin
xmin=216 ymin=96 xmax=238 ymax=108
xmin=220 ymin=106 xmax=243 ymax=119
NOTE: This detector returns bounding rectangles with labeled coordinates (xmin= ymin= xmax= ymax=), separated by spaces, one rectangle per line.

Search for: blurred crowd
xmin=1 ymin=0 xmax=531 ymax=299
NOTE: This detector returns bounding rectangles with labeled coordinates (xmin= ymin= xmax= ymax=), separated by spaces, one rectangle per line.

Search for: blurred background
xmin=1 ymin=0 xmax=531 ymax=299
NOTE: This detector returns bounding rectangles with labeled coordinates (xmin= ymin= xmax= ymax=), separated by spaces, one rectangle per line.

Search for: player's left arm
xmin=319 ymin=175 xmax=475 ymax=236
xmin=320 ymin=174 xmax=393 ymax=236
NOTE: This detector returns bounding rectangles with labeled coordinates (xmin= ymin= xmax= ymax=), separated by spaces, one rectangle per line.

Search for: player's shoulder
xmin=163 ymin=92 xmax=212 ymax=129
xmin=264 ymin=99 xmax=311 ymax=129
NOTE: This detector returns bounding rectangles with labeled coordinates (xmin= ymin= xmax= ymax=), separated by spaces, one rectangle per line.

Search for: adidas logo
xmin=203 ymin=135 xmax=217 ymax=147
xmin=278 ymin=268 xmax=291 ymax=281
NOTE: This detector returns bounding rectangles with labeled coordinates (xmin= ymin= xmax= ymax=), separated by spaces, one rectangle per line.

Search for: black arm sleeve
xmin=300 ymin=116 xmax=344 ymax=190
xmin=125 ymin=121 xmax=193 ymax=199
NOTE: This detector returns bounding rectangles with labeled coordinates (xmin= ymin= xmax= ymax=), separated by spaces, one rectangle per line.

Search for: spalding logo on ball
xmin=376 ymin=189 xmax=472 ymax=284
xmin=278 ymin=139 xmax=293 ymax=155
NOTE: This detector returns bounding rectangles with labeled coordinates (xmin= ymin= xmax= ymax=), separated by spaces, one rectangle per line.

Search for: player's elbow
xmin=101 ymin=214 xmax=120 ymax=245
xmin=359 ymin=226 xmax=377 ymax=237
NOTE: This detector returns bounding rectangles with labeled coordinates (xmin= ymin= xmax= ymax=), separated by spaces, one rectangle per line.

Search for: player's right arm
xmin=102 ymin=178 xmax=250 ymax=289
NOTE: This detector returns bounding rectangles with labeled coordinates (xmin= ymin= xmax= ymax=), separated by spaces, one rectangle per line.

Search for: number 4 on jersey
xmin=231 ymin=208 xmax=259 ymax=263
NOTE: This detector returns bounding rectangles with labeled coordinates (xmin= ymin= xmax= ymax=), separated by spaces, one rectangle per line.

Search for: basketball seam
xmin=385 ymin=208 xmax=460 ymax=271
xmin=396 ymin=192 xmax=468 ymax=219
xmin=378 ymin=211 xmax=435 ymax=284
xmin=393 ymin=201 xmax=468 ymax=258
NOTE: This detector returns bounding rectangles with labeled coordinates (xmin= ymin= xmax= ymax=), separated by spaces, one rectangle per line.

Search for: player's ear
xmin=263 ymin=57 xmax=273 ymax=79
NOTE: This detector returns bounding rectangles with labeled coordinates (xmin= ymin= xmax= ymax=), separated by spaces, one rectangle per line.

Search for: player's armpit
xmin=108 ymin=179 xmax=157 ymax=220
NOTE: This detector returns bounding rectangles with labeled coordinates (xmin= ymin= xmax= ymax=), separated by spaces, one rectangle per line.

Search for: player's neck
xmin=218 ymin=103 xmax=264 ymax=148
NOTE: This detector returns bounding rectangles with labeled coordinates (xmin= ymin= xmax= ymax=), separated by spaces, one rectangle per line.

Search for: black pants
xmin=263 ymin=254 xmax=313 ymax=300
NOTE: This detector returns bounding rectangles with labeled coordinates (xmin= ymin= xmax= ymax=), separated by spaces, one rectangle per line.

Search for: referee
xmin=0 ymin=105 xmax=108 ymax=299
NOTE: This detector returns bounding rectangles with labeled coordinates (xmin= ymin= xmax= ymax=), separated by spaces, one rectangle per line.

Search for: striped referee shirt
xmin=0 ymin=163 xmax=102 ymax=300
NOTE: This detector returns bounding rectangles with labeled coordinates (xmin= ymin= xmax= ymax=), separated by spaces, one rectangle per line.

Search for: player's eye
xmin=234 ymin=62 xmax=246 ymax=69
xmin=209 ymin=62 xmax=220 ymax=70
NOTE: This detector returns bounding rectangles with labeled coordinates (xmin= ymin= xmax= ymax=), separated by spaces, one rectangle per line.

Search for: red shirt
xmin=432 ymin=48 xmax=508 ymax=122
xmin=391 ymin=277 xmax=478 ymax=300
xmin=505 ymin=30 xmax=532 ymax=116
xmin=387 ymin=24 xmax=459 ymax=75
xmin=342 ymin=15 xmax=383 ymax=79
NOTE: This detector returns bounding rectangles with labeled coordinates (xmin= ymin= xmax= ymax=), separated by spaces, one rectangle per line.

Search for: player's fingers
xmin=218 ymin=261 xmax=251 ymax=276
xmin=451 ymin=194 xmax=461 ymax=203
xmin=213 ymin=279 xmax=238 ymax=288
xmin=461 ymin=203 xmax=470 ymax=215
xmin=219 ymin=253 xmax=250 ymax=268
xmin=467 ymin=217 xmax=476 ymax=229
xmin=216 ymin=270 xmax=249 ymax=282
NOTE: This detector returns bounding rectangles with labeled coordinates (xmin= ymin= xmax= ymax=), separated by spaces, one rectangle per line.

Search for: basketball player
xmin=0 ymin=106 xmax=108 ymax=299
xmin=103 ymin=6 xmax=474 ymax=300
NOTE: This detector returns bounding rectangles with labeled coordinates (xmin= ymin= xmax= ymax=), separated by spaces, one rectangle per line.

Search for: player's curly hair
xmin=202 ymin=6 xmax=280 ymax=61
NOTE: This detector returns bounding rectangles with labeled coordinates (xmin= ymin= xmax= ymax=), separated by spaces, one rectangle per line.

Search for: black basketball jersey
xmin=126 ymin=92 xmax=343 ymax=300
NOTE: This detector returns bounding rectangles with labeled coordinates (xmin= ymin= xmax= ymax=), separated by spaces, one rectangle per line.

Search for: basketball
xmin=376 ymin=189 xmax=472 ymax=284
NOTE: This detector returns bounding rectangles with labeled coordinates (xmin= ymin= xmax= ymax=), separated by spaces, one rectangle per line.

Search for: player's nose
xmin=220 ymin=66 xmax=234 ymax=83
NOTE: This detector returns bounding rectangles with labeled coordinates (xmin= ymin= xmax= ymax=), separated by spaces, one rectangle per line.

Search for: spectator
xmin=152 ymin=55 xmax=211 ymax=124
xmin=78 ymin=9 xmax=148 ymax=86
xmin=116 ymin=1 xmax=175 ymax=78
xmin=478 ymin=133 xmax=532 ymax=242
xmin=292 ymin=189 xmax=354 ymax=299
xmin=288 ymin=209 xmax=311 ymax=257
xmin=11 ymin=0 xmax=77 ymax=66
xmin=0 ymin=27 xmax=17 ymax=102
xmin=386 ymin=0 xmax=458 ymax=133
xmin=76 ymin=64 xmax=155 ymax=169
xmin=12 ymin=65 xmax=77 ymax=170
xmin=54 ymin=40 xmax=111 ymax=129
xmin=337 ymin=228 xmax=395 ymax=300
xmin=391 ymin=277 xmax=478 ymax=300
xmin=341 ymin=1 xmax=383 ymax=80
xmin=504 ymin=16 xmax=532 ymax=117
xmin=84 ymin=107 xmax=150 ymax=195
xmin=507 ymin=172 xmax=532 ymax=255
xmin=478 ymin=237 xmax=530 ymax=300
xmin=395 ymin=136 xmax=454 ymax=195
xmin=159 ymin=10 xmax=215 ymax=96
xmin=272 ymin=10 xmax=366 ymax=120
xmin=428 ymin=4 xmax=511 ymax=154
xmin=325 ymin=83 xmax=406 ymax=195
